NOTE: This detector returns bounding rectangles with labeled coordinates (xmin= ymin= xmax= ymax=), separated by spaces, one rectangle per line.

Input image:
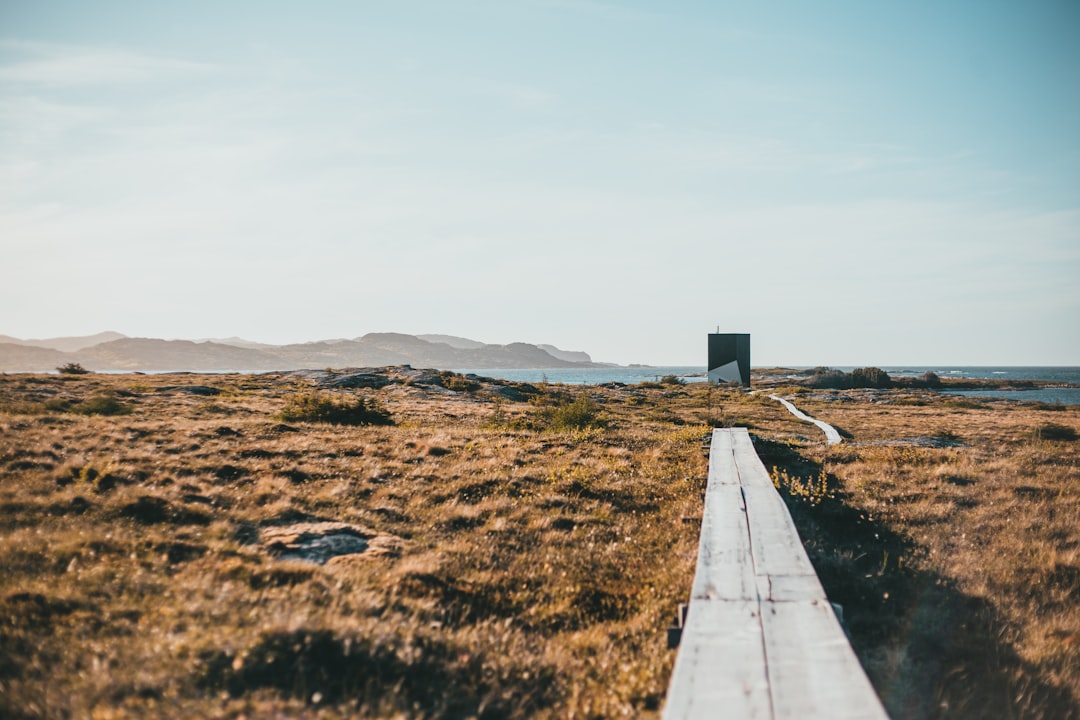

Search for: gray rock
xmin=155 ymin=385 xmax=221 ymax=396
xmin=330 ymin=373 xmax=391 ymax=389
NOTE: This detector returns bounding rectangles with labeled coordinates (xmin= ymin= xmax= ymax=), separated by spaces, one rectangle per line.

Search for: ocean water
xmin=881 ymin=366 xmax=1080 ymax=406
xmin=940 ymin=388 xmax=1080 ymax=406
xmin=451 ymin=366 xmax=708 ymax=386
xmin=454 ymin=366 xmax=1080 ymax=405
xmin=874 ymin=366 xmax=1080 ymax=384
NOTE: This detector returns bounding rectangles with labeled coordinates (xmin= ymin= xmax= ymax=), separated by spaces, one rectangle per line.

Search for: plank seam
xmin=741 ymin=484 xmax=777 ymax=719
xmin=734 ymin=443 xmax=778 ymax=719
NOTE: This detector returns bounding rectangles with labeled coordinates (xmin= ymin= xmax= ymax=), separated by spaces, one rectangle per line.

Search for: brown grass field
xmin=0 ymin=369 xmax=1077 ymax=719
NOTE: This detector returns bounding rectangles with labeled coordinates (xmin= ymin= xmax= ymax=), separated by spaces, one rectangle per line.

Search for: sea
xmin=451 ymin=366 xmax=1080 ymax=406
xmin=451 ymin=366 xmax=710 ymax=386
xmin=879 ymin=366 xmax=1080 ymax=406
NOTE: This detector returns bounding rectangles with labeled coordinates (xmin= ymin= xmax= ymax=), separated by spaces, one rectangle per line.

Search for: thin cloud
xmin=462 ymin=77 xmax=560 ymax=111
xmin=0 ymin=39 xmax=215 ymax=86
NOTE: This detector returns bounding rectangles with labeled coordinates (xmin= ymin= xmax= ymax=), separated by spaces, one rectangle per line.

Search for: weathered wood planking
xmin=663 ymin=428 xmax=888 ymax=720
xmin=769 ymin=395 xmax=843 ymax=446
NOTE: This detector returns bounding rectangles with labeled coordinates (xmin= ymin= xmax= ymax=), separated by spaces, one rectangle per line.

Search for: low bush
xmin=72 ymin=394 xmax=131 ymax=416
xmin=439 ymin=372 xmax=480 ymax=393
xmin=532 ymin=391 xmax=605 ymax=432
xmin=804 ymin=369 xmax=846 ymax=388
xmin=277 ymin=393 xmax=393 ymax=426
xmin=1031 ymin=422 xmax=1078 ymax=442
xmin=56 ymin=362 xmax=90 ymax=375
xmin=4 ymin=394 xmax=131 ymax=416
xmin=805 ymin=367 xmax=892 ymax=389
xmin=850 ymin=367 xmax=892 ymax=388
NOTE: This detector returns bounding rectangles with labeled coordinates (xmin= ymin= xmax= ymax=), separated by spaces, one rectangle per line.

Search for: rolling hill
xmin=0 ymin=332 xmax=605 ymax=373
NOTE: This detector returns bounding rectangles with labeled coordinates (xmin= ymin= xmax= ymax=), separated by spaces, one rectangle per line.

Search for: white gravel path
xmin=769 ymin=395 xmax=843 ymax=445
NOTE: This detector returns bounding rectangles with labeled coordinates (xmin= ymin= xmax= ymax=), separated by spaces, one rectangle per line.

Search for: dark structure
xmin=708 ymin=333 xmax=751 ymax=387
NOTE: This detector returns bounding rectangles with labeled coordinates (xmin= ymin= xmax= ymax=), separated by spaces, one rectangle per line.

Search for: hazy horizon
xmin=2 ymin=1 xmax=1077 ymax=366
xmin=3 ymin=328 xmax=1079 ymax=369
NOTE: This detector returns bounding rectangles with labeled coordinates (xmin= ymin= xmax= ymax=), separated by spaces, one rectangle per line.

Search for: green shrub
xmin=487 ymin=396 xmax=507 ymax=426
xmin=1031 ymin=422 xmax=1077 ymax=442
xmin=849 ymin=367 xmax=892 ymax=388
xmin=72 ymin=394 xmax=131 ymax=416
xmin=806 ymin=367 xmax=892 ymax=389
xmin=277 ymin=393 xmax=393 ymax=426
xmin=659 ymin=375 xmax=686 ymax=386
xmin=532 ymin=391 xmax=605 ymax=432
xmin=43 ymin=398 xmax=70 ymax=412
xmin=805 ymin=369 xmax=847 ymax=388
xmin=56 ymin=362 xmax=90 ymax=375
xmin=439 ymin=372 xmax=480 ymax=393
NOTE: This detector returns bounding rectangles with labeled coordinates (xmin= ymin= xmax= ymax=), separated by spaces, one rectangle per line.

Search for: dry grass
xmin=0 ymin=371 xmax=1077 ymax=718
xmin=0 ymin=371 xmax=708 ymax=718
xmin=758 ymin=387 xmax=1080 ymax=720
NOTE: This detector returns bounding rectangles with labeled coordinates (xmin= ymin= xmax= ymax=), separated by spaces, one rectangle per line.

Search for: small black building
xmin=708 ymin=333 xmax=751 ymax=387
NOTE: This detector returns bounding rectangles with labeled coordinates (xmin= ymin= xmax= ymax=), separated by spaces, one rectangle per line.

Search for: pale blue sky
xmin=2 ymin=0 xmax=1077 ymax=365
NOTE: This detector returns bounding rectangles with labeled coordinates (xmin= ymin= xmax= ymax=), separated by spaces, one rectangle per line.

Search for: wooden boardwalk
xmin=770 ymin=394 xmax=843 ymax=445
xmin=663 ymin=428 xmax=888 ymax=719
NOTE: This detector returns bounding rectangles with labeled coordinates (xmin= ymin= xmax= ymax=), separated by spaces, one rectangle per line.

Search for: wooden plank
xmin=731 ymin=431 xmax=774 ymax=487
xmin=742 ymin=485 xmax=819 ymax=580
xmin=762 ymin=600 xmax=889 ymax=719
xmin=691 ymin=483 xmax=755 ymax=601
xmin=665 ymin=428 xmax=890 ymax=719
xmin=662 ymin=600 xmax=772 ymax=720
xmin=708 ymin=430 xmax=740 ymax=485
xmin=765 ymin=573 xmax=828 ymax=603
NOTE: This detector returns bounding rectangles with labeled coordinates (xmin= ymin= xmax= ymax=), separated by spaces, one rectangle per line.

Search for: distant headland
xmin=0 ymin=332 xmax=615 ymax=373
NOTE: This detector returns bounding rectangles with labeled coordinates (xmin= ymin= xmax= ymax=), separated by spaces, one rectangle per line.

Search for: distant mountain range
xmin=0 ymin=332 xmax=611 ymax=373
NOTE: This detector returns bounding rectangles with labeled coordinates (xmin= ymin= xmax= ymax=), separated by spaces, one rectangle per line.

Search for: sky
xmin=1 ymin=0 xmax=1078 ymax=366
